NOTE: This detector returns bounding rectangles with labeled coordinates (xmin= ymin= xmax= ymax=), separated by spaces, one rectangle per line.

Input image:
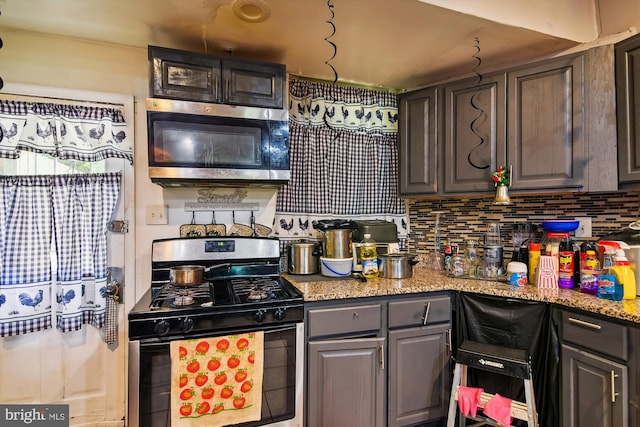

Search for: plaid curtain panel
xmin=0 ymin=173 xmax=121 ymax=337
xmin=0 ymin=176 xmax=53 ymax=336
xmin=275 ymin=79 xmax=408 ymax=242
xmin=51 ymin=173 xmax=121 ymax=332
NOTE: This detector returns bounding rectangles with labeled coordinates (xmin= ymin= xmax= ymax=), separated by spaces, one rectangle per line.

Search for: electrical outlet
xmin=574 ymin=217 xmax=592 ymax=238
xmin=146 ymin=205 xmax=168 ymax=225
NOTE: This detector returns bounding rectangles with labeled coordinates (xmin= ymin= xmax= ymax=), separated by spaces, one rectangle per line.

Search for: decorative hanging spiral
xmin=467 ymin=37 xmax=489 ymax=170
xmin=471 ymin=36 xmax=482 ymax=85
xmin=324 ymin=0 xmax=338 ymax=84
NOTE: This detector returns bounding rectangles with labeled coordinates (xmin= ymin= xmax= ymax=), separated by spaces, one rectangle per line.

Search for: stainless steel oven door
xmin=128 ymin=323 xmax=304 ymax=427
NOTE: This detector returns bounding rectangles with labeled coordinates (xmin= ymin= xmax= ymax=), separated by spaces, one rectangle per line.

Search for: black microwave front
xmin=147 ymin=98 xmax=289 ymax=187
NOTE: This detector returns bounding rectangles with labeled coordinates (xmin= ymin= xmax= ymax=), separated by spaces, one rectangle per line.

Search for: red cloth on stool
xmin=483 ymin=393 xmax=513 ymax=426
xmin=457 ymin=386 xmax=484 ymax=417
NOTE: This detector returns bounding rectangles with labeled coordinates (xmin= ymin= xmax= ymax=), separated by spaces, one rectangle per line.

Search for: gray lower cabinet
xmin=305 ymin=295 xmax=451 ymax=427
xmin=308 ymin=338 xmax=386 ymax=427
xmin=561 ymin=343 xmax=627 ymax=427
xmin=559 ymin=310 xmax=631 ymax=427
xmin=388 ymin=325 xmax=450 ymax=426
xmin=306 ymin=301 xmax=385 ymax=427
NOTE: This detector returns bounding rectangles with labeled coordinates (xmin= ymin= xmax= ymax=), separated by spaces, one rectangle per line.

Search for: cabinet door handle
xmin=224 ymin=78 xmax=230 ymax=101
xmin=611 ymin=371 xmax=619 ymax=402
xmin=213 ymin=74 xmax=219 ymax=102
xmin=446 ymin=328 xmax=452 ymax=353
xmin=379 ymin=344 xmax=385 ymax=371
xmin=568 ymin=317 xmax=602 ymax=331
xmin=421 ymin=302 xmax=431 ymax=325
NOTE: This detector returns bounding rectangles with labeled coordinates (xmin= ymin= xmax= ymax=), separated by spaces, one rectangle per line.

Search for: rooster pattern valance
xmin=288 ymin=79 xmax=398 ymax=134
xmin=0 ymin=100 xmax=133 ymax=163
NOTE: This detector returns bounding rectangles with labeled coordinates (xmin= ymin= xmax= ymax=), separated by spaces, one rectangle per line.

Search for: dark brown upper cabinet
xmin=616 ymin=33 xmax=640 ymax=185
xmin=398 ymin=87 xmax=439 ymax=195
xmin=507 ymin=55 xmax=584 ymax=190
xmin=443 ymin=74 xmax=507 ymax=193
xmin=149 ymin=45 xmax=286 ymax=109
xmin=399 ymin=45 xmax=618 ymax=197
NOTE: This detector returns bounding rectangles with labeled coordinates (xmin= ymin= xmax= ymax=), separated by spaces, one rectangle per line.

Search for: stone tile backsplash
xmin=406 ymin=190 xmax=640 ymax=256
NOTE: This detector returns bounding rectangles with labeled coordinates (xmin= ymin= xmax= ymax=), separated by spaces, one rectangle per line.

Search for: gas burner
xmin=172 ymin=295 xmax=195 ymax=307
xmin=247 ymin=287 xmax=269 ymax=301
xmin=231 ymin=277 xmax=283 ymax=303
xmin=150 ymin=283 xmax=213 ymax=310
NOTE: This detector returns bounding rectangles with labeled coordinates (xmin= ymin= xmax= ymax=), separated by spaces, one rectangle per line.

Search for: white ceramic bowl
xmin=320 ymin=256 xmax=353 ymax=277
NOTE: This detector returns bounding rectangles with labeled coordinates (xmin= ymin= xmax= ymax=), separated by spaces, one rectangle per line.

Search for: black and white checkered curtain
xmin=0 ymin=176 xmax=54 ymax=336
xmin=52 ymin=173 xmax=121 ymax=332
xmin=274 ymin=79 xmax=407 ymax=241
xmin=0 ymin=173 xmax=120 ymax=337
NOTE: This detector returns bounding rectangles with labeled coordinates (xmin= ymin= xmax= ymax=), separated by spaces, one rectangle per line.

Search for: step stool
xmin=446 ymin=340 xmax=538 ymax=427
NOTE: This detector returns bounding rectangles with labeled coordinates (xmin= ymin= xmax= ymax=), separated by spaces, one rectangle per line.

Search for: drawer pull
xmin=352 ymin=312 xmax=359 ymax=320
xmin=568 ymin=317 xmax=602 ymax=331
xmin=421 ymin=302 xmax=431 ymax=326
xmin=611 ymin=371 xmax=619 ymax=402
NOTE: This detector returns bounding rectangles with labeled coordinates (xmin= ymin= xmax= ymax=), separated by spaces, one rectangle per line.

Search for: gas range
xmin=128 ymin=236 xmax=304 ymax=341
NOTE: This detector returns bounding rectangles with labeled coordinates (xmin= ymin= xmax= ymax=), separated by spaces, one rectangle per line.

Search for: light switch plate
xmin=146 ymin=205 xmax=168 ymax=225
xmin=574 ymin=217 xmax=592 ymax=238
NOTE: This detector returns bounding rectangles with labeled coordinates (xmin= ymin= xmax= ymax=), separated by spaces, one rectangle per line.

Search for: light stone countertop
xmin=284 ymin=266 xmax=640 ymax=325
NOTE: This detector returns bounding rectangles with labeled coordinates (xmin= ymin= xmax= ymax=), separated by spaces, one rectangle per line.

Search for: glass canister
xmin=464 ymin=240 xmax=479 ymax=277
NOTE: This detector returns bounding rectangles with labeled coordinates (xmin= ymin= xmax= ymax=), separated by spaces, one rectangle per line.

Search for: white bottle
xmin=360 ymin=234 xmax=378 ymax=279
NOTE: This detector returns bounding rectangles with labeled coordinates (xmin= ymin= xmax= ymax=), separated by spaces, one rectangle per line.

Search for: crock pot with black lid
xmin=313 ymin=220 xmax=358 ymax=259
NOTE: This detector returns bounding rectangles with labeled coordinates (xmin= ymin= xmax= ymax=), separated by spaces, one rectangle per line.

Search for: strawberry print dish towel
xmin=170 ymin=332 xmax=264 ymax=427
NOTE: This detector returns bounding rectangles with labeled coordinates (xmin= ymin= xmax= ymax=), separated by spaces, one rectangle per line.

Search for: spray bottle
xmin=597 ymin=241 xmax=636 ymax=300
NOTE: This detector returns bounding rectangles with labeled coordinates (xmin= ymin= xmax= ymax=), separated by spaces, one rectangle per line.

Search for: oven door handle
xmin=136 ymin=323 xmax=299 ymax=346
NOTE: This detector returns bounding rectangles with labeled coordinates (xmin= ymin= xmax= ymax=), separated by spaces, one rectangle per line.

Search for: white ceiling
xmin=1 ymin=0 xmax=638 ymax=90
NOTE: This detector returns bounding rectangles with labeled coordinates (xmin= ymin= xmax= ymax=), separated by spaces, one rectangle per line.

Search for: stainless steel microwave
xmin=146 ymin=98 xmax=289 ymax=187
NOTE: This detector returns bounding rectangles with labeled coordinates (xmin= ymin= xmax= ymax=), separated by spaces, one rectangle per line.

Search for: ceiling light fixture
xmin=232 ymin=0 xmax=271 ymax=23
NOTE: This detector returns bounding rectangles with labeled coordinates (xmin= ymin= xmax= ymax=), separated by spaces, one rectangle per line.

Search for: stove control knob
xmin=154 ymin=320 xmax=171 ymax=336
xmin=254 ymin=310 xmax=266 ymax=323
xmin=181 ymin=317 xmax=194 ymax=333
xmin=274 ymin=308 xmax=286 ymax=321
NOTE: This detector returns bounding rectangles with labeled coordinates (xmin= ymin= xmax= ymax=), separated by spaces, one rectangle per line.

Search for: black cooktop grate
xmin=149 ymin=283 xmax=214 ymax=310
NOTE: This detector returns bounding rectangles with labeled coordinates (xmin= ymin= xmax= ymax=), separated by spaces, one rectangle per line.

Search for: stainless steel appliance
xmin=128 ymin=236 xmax=304 ymax=427
xmin=313 ymin=219 xmax=358 ymax=259
xmin=287 ymin=241 xmax=321 ymax=275
xmin=146 ymin=98 xmax=290 ymax=187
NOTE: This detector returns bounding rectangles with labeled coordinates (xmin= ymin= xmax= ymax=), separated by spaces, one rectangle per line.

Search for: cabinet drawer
xmin=560 ymin=311 xmax=628 ymax=361
xmin=388 ymin=296 xmax=450 ymax=328
xmin=307 ymin=304 xmax=382 ymax=338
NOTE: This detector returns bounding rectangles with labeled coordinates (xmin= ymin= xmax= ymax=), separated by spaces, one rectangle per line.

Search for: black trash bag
xmin=454 ymin=292 xmax=560 ymax=427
